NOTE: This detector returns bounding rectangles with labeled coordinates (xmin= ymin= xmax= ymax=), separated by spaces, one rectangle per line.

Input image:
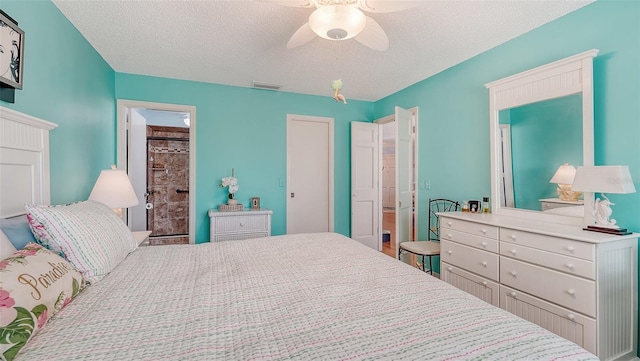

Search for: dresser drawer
xmin=500 ymin=243 xmax=595 ymax=280
xmin=500 ymin=285 xmax=596 ymax=354
xmin=500 ymin=257 xmax=595 ymax=317
xmin=441 ymin=217 xmax=498 ymax=239
xmin=500 ymin=228 xmax=594 ymax=261
xmin=214 ymin=214 xmax=269 ymax=234
xmin=441 ymin=240 xmax=499 ymax=281
xmin=442 ymin=262 xmax=499 ymax=306
xmin=441 ymin=229 xmax=498 ymax=253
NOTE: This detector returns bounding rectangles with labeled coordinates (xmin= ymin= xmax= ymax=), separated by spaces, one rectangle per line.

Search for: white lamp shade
xmin=549 ymin=163 xmax=577 ymax=185
xmin=309 ymin=5 xmax=366 ymax=40
xmin=89 ymin=168 xmax=139 ymax=208
xmin=571 ymin=165 xmax=636 ymax=194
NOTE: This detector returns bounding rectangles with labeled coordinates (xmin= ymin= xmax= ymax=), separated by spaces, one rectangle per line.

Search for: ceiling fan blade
xmin=354 ymin=16 xmax=389 ymax=51
xmin=287 ymin=22 xmax=317 ymax=49
xmin=358 ymin=0 xmax=423 ymax=13
xmin=258 ymin=0 xmax=315 ymax=8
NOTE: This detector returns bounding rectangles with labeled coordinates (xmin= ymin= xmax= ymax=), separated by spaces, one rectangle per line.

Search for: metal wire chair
xmin=398 ymin=198 xmax=460 ymax=274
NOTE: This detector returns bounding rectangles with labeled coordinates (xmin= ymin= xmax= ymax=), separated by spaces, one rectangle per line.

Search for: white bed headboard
xmin=0 ymin=106 xmax=57 ymax=217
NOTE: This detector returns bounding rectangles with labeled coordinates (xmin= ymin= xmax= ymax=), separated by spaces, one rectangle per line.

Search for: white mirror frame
xmin=485 ymin=49 xmax=599 ymax=226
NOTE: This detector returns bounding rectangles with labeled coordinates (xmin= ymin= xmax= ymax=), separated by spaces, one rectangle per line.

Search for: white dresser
xmin=439 ymin=212 xmax=638 ymax=361
xmin=208 ymin=209 xmax=272 ymax=242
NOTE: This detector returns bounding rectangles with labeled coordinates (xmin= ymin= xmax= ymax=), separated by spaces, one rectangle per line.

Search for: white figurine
xmin=593 ymin=196 xmax=617 ymax=228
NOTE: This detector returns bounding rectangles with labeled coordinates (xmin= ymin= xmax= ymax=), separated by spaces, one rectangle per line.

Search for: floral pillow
xmin=0 ymin=243 xmax=85 ymax=361
xmin=26 ymin=200 xmax=138 ymax=284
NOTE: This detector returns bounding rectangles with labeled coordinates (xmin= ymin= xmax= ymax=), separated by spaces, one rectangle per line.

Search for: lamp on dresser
xmin=89 ymin=165 xmax=139 ymax=219
xmin=571 ymin=165 xmax=636 ymax=234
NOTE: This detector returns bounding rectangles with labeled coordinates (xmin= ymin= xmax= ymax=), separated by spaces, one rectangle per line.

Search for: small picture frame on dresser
xmin=468 ymin=200 xmax=480 ymax=213
xmin=250 ymin=197 xmax=260 ymax=210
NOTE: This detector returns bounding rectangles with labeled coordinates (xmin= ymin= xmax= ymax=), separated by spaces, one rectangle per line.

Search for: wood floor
xmin=381 ymin=209 xmax=420 ymax=272
xmin=381 ymin=210 xmax=396 ymax=258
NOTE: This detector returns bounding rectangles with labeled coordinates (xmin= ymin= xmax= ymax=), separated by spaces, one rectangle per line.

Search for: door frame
xmin=116 ymin=99 xmax=197 ymax=244
xmin=286 ymin=114 xmax=335 ymax=234
xmin=499 ymin=124 xmax=514 ymax=207
xmin=374 ymin=107 xmax=419 ymax=258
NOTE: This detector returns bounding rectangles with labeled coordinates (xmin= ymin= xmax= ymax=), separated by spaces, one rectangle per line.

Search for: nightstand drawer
xmin=441 ymin=229 xmax=498 ymax=253
xmin=209 ymin=209 xmax=273 ymax=242
xmin=441 ymin=240 xmax=498 ymax=281
xmin=212 ymin=232 xmax=269 ymax=242
xmin=500 ymin=228 xmax=594 ymax=261
xmin=441 ymin=217 xmax=498 ymax=239
xmin=500 ymin=257 xmax=595 ymax=317
xmin=214 ymin=215 xmax=269 ymax=234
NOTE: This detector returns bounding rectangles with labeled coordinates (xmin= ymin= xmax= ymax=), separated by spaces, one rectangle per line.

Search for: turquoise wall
xmin=115 ymin=73 xmax=374 ymax=243
xmin=1 ymin=1 xmax=115 ymax=204
xmin=508 ymin=95 xmax=583 ymax=210
xmin=375 ymin=0 xmax=640 ymax=237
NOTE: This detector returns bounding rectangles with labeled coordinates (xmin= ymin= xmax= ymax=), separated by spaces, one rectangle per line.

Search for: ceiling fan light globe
xmin=309 ymin=5 xmax=366 ymax=40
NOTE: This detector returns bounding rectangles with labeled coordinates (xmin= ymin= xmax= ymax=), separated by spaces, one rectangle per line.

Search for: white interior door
xmin=287 ymin=114 xmax=334 ymax=234
xmin=128 ymin=109 xmax=147 ymax=232
xmin=350 ymin=122 xmax=380 ymax=250
xmin=395 ymin=106 xmax=413 ymax=260
xmin=382 ymin=155 xmax=396 ymax=208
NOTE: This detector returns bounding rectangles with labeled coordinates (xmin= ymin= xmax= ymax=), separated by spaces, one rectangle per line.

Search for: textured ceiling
xmin=53 ymin=0 xmax=593 ymax=101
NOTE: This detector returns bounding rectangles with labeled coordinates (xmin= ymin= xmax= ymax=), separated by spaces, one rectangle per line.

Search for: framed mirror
xmin=485 ymin=49 xmax=598 ymax=226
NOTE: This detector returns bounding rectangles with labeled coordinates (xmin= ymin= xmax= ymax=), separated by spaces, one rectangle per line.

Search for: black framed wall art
xmin=0 ymin=10 xmax=24 ymax=89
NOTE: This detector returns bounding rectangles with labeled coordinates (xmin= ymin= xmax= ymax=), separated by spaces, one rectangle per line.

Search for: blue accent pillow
xmin=0 ymin=215 xmax=37 ymax=250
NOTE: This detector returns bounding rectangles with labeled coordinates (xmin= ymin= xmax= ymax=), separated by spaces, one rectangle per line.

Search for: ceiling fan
xmin=262 ymin=0 xmax=421 ymax=51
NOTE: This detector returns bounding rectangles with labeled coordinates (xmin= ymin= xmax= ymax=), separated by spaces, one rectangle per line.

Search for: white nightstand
xmin=132 ymin=230 xmax=152 ymax=246
xmin=539 ymin=198 xmax=584 ymax=211
xmin=208 ymin=209 xmax=272 ymax=242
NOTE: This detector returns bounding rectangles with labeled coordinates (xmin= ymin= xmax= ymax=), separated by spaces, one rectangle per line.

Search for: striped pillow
xmin=26 ymin=201 xmax=138 ymax=284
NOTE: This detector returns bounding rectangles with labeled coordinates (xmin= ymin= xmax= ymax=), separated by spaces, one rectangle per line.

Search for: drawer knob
xmin=510 ymin=235 xmax=517 ymax=240
xmin=481 ymin=229 xmax=487 ymax=234
xmin=567 ymin=314 xmax=575 ymax=321
xmin=510 ymin=292 xmax=517 ymax=298
xmin=566 ymin=263 xmax=575 ymax=270
xmin=447 ymin=250 xmax=453 ymax=255
xmin=447 ymin=233 xmax=453 ymax=238
xmin=481 ymin=261 xmax=487 ymax=267
xmin=447 ymin=221 xmax=452 ymax=226
xmin=510 ymin=271 xmax=517 ymax=277
xmin=567 ymin=289 xmax=576 ymax=296
xmin=447 ymin=267 xmax=453 ymax=272
xmin=566 ymin=246 xmax=575 ymax=252
xmin=481 ymin=242 xmax=487 ymax=248
xmin=240 ymin=222 xmax=245 ymax=227
xmin=510 ymin=249 xmax=517 ymax=255
xmin=482 ymin=281 xmax=487 ymax=286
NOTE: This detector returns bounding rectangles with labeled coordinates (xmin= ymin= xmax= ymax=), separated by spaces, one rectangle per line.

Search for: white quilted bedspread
xmin=18 ymin=233 xmax=597 ymax=360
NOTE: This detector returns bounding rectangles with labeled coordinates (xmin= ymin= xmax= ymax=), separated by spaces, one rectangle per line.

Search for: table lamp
xmin=571 ymin=165 xmax=636 ymax=235
xmin=89 ymin=165 xmax=139 ymax=218
xmin=549 ymin=163 xmax=581 ymax=201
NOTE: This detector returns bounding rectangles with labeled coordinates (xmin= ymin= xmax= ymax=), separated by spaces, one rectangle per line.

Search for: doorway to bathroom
xmin=116 ymin=100 xmax=196 ymax=244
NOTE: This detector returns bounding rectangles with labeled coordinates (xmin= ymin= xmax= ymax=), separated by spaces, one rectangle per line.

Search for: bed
xmin=1 ymin=107 xmax=597 ymax=360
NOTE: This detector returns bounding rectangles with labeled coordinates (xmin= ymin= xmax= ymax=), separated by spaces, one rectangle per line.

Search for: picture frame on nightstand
xmin=250 ymin=197 xmax=260 ymax=210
